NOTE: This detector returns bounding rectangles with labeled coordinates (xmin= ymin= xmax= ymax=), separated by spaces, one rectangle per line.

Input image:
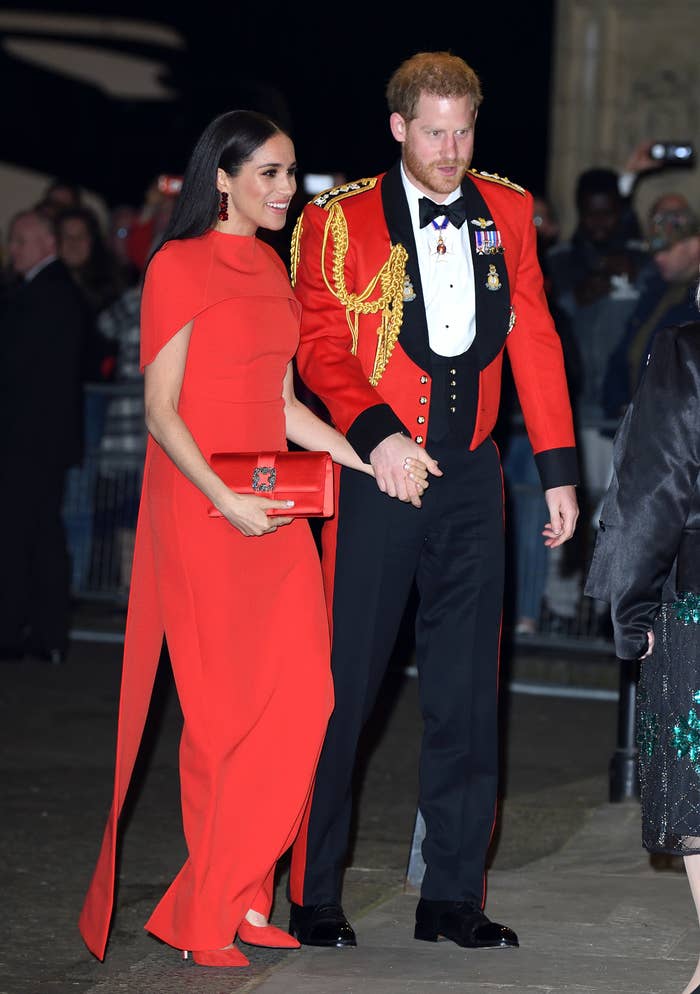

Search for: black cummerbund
xmin=427 ymin=349 xmax=479 ymax=447
xmin=677 ymin=530 xmax=700 ymax=592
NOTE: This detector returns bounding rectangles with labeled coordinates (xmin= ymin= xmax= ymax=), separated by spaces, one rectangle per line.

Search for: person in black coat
xmin=585 ymin=313 xmax=700 ymax=994
xmin=0 ymin=208 xmax=89 ymax=662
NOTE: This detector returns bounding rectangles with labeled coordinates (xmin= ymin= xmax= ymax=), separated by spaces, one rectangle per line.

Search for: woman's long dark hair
xmin=55 ymin=205 xmax=126 ymax=314
xmin=152 ymin=109 xmax=285 ymax=257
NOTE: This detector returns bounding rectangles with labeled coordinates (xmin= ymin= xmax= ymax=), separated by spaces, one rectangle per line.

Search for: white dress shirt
xmin=400 ymin=165 xmax=476 ymax=357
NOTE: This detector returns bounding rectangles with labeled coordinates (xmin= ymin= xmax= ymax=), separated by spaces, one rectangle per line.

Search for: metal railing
xmin=63 ymin=382 xmax=145 ymax=607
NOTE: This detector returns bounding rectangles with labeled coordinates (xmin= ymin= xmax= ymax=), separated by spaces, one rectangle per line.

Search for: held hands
xmin=542 ymin=485 xmax=579 ymax=548
xmin=369 ymin=433 xmax=442 ymax=508
xmin=219 ymin=492 xmax=295 ymax=537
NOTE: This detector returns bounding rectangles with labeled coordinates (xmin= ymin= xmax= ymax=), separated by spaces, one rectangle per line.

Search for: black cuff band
xmin=534 ymin=447 xmax=580 ymax=490
xmin=346 ymin=404 xmax=408 ymax=463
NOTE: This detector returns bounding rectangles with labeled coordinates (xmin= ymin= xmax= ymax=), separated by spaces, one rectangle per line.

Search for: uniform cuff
xmin=346 ymin=404 xmax=408 ymax=463
xmin=534 ymin=447 xmax=580 ymax=490
xmin=614 ymin=630 xmax=651 ymax=661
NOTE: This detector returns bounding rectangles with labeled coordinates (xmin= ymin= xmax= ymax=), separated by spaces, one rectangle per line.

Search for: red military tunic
xmin=291 ymin=168 xmax=576 ymax=481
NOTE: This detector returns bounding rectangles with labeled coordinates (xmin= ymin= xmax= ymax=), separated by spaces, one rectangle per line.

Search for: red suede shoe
xmin=183 ymin=946 xmax=249 ymax=967
xmin=237 ymin=920 xmax=300 ymax=949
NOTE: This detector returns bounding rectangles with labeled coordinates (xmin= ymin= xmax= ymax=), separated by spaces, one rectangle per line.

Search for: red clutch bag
xmin=208 ymin=450 xmax=334 ymax=518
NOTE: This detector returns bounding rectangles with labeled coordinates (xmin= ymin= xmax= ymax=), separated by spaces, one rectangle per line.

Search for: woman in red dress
xmin=78 ymin=109 xmax=428 ymax=968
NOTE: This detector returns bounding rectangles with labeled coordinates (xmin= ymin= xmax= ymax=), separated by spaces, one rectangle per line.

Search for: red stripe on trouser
xmin=481 ymin=438 xmax=505 ymax=910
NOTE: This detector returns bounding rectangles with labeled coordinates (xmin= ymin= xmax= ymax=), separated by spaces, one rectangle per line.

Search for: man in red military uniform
xmin=288 ymin=51 xmax=579 ymax=951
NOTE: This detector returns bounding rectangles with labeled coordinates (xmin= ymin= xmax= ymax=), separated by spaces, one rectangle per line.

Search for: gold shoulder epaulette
xmin=312 ymin=177 xmax=378 ymax=210
xmin=469 ymin=169 xmax=526 ymax=196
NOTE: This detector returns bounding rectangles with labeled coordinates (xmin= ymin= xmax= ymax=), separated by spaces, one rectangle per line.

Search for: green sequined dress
xmin=637 ymin=595 xmax=700 ymax=854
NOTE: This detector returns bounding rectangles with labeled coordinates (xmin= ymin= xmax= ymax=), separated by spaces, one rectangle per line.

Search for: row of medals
xmin=431 ymin=218 xmax=502 ymax=293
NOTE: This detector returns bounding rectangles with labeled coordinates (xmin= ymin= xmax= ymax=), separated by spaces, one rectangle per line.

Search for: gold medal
xmin=485 ymin=264 xmax=502 ymax=291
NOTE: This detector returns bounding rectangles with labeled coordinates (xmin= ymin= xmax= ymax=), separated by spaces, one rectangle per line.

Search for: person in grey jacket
xmin=585 ymin=307 xmax=700 ymax=994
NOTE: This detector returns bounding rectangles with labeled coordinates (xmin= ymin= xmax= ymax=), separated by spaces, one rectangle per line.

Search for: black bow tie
xmin=418 ymin=195 xmax=467 ymax=229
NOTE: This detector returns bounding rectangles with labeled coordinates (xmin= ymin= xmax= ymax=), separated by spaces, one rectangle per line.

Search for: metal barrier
xmin=63 ymin=382 xmax=145 ymax=605
xmin=501 ymin=413 xmax=620 ymax=656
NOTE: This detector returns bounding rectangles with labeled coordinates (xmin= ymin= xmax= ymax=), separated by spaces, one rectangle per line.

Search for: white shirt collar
xmin=399 ymin=162 xmax=462 ymax=231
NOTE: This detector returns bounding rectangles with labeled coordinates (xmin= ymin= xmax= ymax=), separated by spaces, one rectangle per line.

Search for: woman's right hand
xmin=219 ymin=492 xmax=295 ymax=536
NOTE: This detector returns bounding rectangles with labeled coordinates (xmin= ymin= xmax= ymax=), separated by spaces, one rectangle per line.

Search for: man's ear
xmin=389 ymin=112 xmax=407 ymax=144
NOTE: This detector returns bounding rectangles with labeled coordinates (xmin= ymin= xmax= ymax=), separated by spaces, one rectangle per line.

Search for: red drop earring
xmin=218 ymin=191 xmax=229 ymax=221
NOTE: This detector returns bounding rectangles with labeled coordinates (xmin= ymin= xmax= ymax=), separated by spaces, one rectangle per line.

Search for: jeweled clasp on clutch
xmin=252 ymin=466 xmax=276 ymax=492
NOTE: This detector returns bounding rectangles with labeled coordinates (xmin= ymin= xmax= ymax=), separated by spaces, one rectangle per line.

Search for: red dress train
xmin=79 ymin=229 xmax=333 ymax=957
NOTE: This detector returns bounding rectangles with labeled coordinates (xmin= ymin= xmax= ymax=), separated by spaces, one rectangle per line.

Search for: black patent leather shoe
xmin=288 ymin=902 xmax=357 ymax=947
xmin=414 ymin=899 xmax=518 ymax=948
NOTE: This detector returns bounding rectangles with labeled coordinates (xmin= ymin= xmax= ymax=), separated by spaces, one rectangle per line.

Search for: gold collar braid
xmin=293 ymin=202 xmax=407 ymax=387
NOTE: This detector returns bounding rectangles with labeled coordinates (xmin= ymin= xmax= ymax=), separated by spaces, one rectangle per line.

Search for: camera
xmin=157 ymin=174 xmax=183 ymax=196
xmin=649 ymin=141 xmax=695 ymax=166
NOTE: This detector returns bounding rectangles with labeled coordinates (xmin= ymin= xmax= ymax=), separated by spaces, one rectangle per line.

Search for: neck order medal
xmin=432 ymin=217 xmax=449 ymax=256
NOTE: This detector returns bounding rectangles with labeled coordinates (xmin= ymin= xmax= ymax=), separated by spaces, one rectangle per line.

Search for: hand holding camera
xmin=624 ymin=139 xmax=695 ymax=175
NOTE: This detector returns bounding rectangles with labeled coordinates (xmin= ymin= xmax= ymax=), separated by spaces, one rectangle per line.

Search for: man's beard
xmin=404 ymin=143 xmax=469 ymax=196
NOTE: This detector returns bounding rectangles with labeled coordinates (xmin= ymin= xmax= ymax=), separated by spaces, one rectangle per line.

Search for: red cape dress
xmin=79 ymin=230 xmax=333 ymax=957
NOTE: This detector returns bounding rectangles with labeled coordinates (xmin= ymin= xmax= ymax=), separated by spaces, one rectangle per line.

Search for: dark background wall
xmin=1 ymin=2 xmax=556 ymax=208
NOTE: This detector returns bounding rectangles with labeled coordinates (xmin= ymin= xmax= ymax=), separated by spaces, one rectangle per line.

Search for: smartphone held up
xmin=649 ymin=141 xmax=695 ymax=167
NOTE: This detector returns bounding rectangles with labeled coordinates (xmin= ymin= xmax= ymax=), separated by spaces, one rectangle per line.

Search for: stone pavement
xmin=1 ymin=609 xmax=696 ymax=994
xmin=248 ymin=804 xmax=693 ymax=994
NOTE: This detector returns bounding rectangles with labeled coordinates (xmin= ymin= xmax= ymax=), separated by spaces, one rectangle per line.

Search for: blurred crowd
xmin=500 ymin=139 xmax=700 ymax=639
xmin=1 ymin=140 xmax=698 ymax=661
xmin=0 ymin=173 xmax=179 ymax=662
